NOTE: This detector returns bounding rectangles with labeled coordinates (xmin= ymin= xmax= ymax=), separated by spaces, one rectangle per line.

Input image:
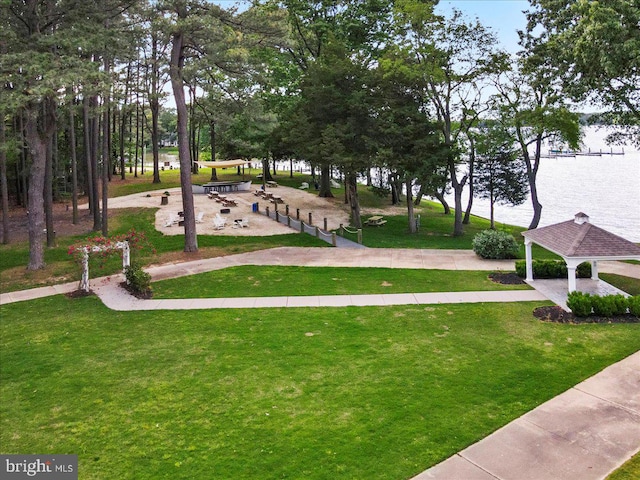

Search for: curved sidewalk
xmin=2 ymin=247 xmax=639 ymax=306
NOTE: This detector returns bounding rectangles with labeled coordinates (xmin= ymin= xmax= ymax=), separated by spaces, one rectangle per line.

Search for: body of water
xmin=446 ymin=126 xmax=640 ymax=242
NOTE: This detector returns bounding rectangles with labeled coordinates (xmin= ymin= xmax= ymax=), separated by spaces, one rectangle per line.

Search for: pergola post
xmin=524 ymin=238 xmax=534 ymax=282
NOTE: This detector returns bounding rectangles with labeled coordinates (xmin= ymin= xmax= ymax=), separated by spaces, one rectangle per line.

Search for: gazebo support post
xmin=565 ymin=258 xmax=580 ymax=293
xmin=591 ymin=260 xmax=599 ymax=281
xmin=524 ymin=238 xmax=534 ymax=282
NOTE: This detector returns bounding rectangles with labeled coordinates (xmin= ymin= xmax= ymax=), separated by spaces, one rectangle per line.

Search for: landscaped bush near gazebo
xmin=515 ymin=260 xmax=591 ymax=278
xmin=567 ymin=292 xmax=639 ymax=318
xmin=472 ymin=230 xmax=519 ymax=259
xmin=566 ymin=291 xmax=593 ymax=317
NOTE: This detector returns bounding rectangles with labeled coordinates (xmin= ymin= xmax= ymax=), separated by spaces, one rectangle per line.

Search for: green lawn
xmin=2 ymin=295 xmax=639 ymax=479
xmin=152 ymin=266 xmax=531 ymax=299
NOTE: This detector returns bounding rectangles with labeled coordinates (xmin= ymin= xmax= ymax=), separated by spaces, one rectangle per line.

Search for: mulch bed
xmin=489 ymin=272 xmax=526 ymax=285
xmin=66 ymin=289 xmax=95 ymax=299
xmin=120 ymin=281 xmax=153 ymax=299
xmin=533 ymin=305 xmax=639 ymax=324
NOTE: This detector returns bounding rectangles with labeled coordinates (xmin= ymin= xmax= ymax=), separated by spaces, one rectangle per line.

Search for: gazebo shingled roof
xmin=522 ymin=213 xmax=640 ymax=259
xmin=521 ymin=213 xmax=640 ymax=293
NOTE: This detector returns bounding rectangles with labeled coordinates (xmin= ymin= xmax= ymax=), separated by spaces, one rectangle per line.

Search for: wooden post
xmin=315 ymin=226 xmax=319 ymax=238
xmin=339 ymin=223 xmax=343 ymax=236
xmin=324 ymin=217 xmax=328 ymax=231
xmin=308 ymin=212 xmax=312 ymax=225
xmin=332 ymin=233 xmax=336 ymax=246
xmin=287 ymin=215 xmax=291 ymax=227
xmin=300 ymin=220 xmax=304 ymax=233
xmin=358 ymin=229 xmax=362 ymax=244
xmin=296 ymin=208 xmax=300 ymax=220
xmin=285 ymin=205 xmax=289 ymax=216
xmin=266 ymin=206 xmax=270 ymax=218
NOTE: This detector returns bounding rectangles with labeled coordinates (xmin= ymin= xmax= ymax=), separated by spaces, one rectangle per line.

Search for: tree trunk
xmin=347 ymin=173 xmax=361 ymax=228
xmin=120 ymin=66 xmax=130 ymax=180
xmin=523 ymin=137 xmax=542 ymax=229
xmin=23 ymin=101 xmax=53 ymax=270
xmin=83 ymin=97 xmax=94 ymax=216
xmin=90 ymin=95 xmax=101 ymax=231
xmin=490 ymin=188 xmax=495 ymax=230
xmin=0 ymin=113 xmax=9 ymax=243
xmin=150 ymin=97 xmax=161 ymax=183
xmin=17 ymin=113 xmax=28 ymax=207
xmin=170 ymin=26 xmax=198 ymax=252
xmin=209 ymin=120 xmax=217 ymax=181
xmin=406 ymin=179 xmax=416 ymax=233
xmin=68 ymin=91 xmax=79 ymax=224
xmin=45 ymin=125 xmax=55 ymax=247
xmin=414 ymin=183 xmax=426 ymax=206
xmin=149 ymin=36 xmax=161 ymax=183
xmin=318 ymin=165 xmax=333 ymax=197
xmin=449 ymin=162 xmax=467 ymax=236
xmin=434 ymin=188 xmax=451 ymax=215
xmin=463 ymin=137 xmax=475 ymax=225
xmin=102 ymin=69 xmax=110 ymax=236
xmin=389 ymin=174 xmax=399 ymax=205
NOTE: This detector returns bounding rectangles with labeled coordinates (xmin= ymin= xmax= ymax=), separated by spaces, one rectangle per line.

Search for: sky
xmin=435 ymin=0 xmax=531 ymax=52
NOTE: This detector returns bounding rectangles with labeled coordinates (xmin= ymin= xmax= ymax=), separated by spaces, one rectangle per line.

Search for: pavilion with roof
xmin=522 ymin=212 xmax=640 ymax=293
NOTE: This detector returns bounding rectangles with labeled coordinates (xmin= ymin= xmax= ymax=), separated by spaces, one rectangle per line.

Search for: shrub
xmin=629 ymin=296 xmax=640 ymax=317
xmin=591 ymin=295 xmax=617 ymax=317
xmin=576 ymin=262 xmax=592 ymax=278
xmin=566 ymin=291 xmax=592 ymax=317
xmin=611 ymin=295 xmax=629 ymax=316
xmin=472 ymin=230 xmax=519 ymax=259
xmin=515 ymin=260 xmax=591 ymax=279
xmin=124 ymin=262 xmax=152 ymax=295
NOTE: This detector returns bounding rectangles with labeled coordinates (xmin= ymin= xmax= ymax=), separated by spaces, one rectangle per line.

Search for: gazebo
xmin=522 ymin=212 xmax=640 ymax=293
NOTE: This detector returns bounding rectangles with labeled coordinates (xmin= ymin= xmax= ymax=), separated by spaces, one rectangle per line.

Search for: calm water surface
xmin=448 ymin=127 xmax=640 ymax=242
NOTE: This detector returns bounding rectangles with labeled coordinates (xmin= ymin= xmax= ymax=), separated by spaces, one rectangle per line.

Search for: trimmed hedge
xmin=566 ymin=291 xmax=639 ymax=318
xmin=566 ymin=291 xmax=592 ymax=317
xmin=472 ymin=230 xmax=519 ymax=259
xmin=515 ymin=259 xmax=592 ymax=279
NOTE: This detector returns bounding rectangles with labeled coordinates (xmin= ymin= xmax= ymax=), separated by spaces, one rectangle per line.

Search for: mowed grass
xmin=152 ymin=266 xmax=531 ymax=299
xmin=2 ymin=295 xmax=640 ymax=479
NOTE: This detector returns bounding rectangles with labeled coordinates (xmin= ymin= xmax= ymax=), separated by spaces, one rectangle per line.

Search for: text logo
xmin=1 ymin=455 xmax=77 ymax=479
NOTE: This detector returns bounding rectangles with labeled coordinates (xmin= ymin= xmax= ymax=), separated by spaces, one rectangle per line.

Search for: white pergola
xmin=522 ymin=213 xmax=640 ymax=292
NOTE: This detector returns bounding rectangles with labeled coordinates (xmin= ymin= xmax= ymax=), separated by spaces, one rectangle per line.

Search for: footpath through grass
xmin=2 ymin=296 xmax=639 ymax=479
xmin=152 ymin=266 xmax=531 ymax=299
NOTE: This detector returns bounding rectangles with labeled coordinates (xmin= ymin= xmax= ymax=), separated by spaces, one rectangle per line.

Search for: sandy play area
xmin=106 ymin=185 xmax=351 ymax=237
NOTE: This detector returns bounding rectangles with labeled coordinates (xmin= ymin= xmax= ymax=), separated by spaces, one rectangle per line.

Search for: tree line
xmin=1 ymin=0 xmax=637 ymax=268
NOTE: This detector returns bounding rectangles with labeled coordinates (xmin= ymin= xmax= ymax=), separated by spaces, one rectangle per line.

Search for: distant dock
xmin=543 ymin=148 xmax=625 ymax=158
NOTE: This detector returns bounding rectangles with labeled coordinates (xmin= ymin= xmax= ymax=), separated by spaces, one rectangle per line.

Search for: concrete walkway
xmin=414 ymin=350 xmax=640 ymax=480
xmin=1 ymin=247 xmax=519 ymax=305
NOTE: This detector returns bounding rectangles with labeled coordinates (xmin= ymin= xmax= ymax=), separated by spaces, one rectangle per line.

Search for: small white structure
xmin=79 ymin=241 xmax=130 ymax=293
xmin=522 ymin=213 xmax=640 ymax=293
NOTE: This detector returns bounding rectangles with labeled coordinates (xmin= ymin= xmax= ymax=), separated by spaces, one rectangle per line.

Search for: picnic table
xmin=366 ymin=215 xmax=386 ymax=226
xmin=270 ymin=195 xmax=284 ymax=204
xmin=267 ymin=180 xmax=278 ymax=188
